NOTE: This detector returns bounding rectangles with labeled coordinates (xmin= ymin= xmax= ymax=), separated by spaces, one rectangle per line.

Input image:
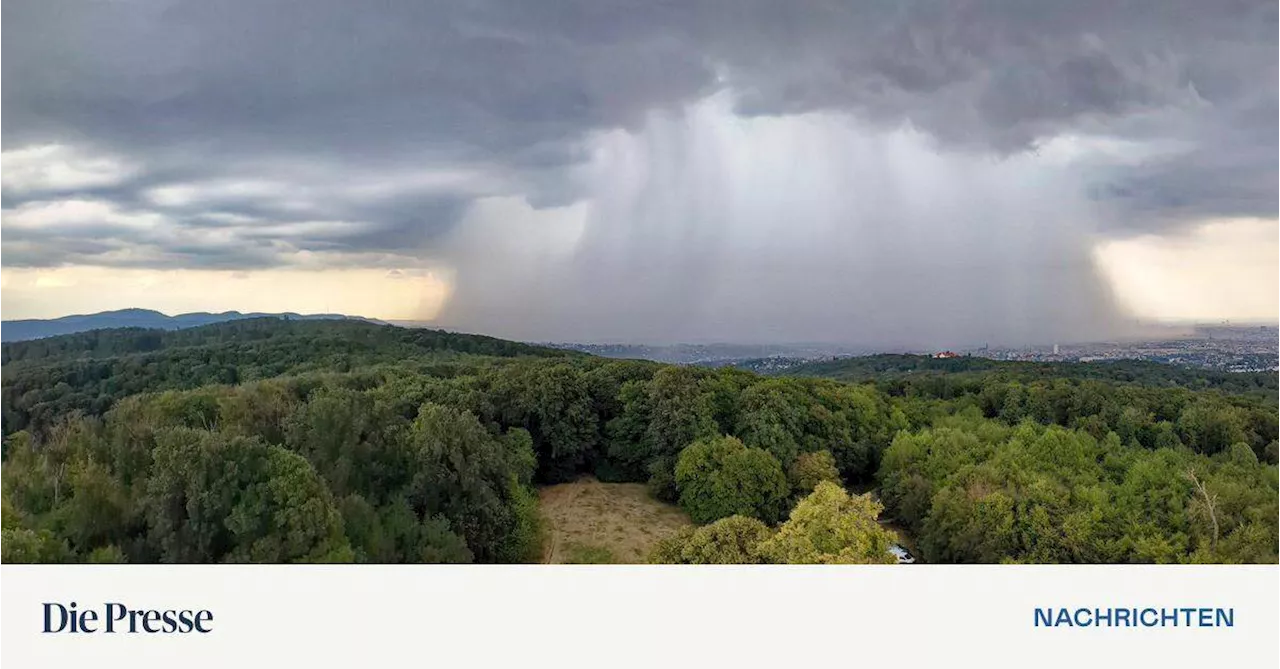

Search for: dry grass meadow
xmin=538 ymin=477 xmax=693 ymax=564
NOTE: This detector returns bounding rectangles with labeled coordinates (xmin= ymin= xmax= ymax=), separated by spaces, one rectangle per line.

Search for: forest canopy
xmin=2 ymin=319 xmax=1276 ymax=564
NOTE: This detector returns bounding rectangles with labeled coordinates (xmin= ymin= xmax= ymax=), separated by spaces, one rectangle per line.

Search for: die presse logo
xmin=43 ymin=602 xmax=214 ymax=634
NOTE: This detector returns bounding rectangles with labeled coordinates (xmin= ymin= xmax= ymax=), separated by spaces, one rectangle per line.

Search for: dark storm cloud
xmin=1 ymin=0 xmax=717 ymax=270
xmin=1 ymin=0 xmax=1275 ymax=341
xmin=5 ymin=1 xmax=1274 ymax=214
xmin=1 ymin=0 xmax=712 ymax=159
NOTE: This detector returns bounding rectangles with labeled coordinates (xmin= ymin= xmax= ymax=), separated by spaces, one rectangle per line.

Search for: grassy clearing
xmin=560 ymin=542 xmax=617 ymax=564
xmin=538 ymin=477 xmax=694 ymax=564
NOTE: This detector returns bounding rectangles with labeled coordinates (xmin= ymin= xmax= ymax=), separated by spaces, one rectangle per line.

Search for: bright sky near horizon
xmin=1093 ymin=218 xmax=1278 ymax=324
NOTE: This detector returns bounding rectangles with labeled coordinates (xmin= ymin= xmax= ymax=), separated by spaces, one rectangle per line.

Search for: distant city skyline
xmin=3 ymin=306 xmax=1275 ymax=355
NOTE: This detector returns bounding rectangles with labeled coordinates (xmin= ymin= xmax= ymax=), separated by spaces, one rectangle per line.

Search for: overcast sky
xmin=2 ymin=0 xmax=1276 ymax=345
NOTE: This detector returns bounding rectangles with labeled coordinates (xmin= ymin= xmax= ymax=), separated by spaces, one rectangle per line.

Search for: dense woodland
xmin=781 ymin=354 xmax=1279 ymax=398
xmin=2 ymin=319 xmax=1276 ymax=564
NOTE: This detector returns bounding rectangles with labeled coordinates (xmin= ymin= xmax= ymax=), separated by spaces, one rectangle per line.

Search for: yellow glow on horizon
xmin=0 ymin=266 xmax=453 ymax=321
xmin=1093 ymin=217 xmax=1278 ymax=323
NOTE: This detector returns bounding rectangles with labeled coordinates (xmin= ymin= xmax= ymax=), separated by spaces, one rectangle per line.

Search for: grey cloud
xmin=1 ymin=0 xmax=1275 ymax=341
xmin=4 ymin=1 xmax=1271 ymax=227
xmin=2 ymin=0 xmax=711 ymax=162
xmin=6 ymin=2 xmax=1273 ymax=192
xmin=434 ymin=99 xmax=1147 ymax=346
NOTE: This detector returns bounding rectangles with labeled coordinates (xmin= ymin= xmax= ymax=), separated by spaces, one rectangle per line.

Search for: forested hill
xmin=0 ymin=307 xmax=368 ymax=342
xmin=773 ymin=354 xmax=1278 ymax=397
xmin=1 ymin=317 xmax=567 ymax=366
xmin=2 ymin=318 xmax=1276 ymax=565
xmin=1 ymin=318 xmax=573 ymax=436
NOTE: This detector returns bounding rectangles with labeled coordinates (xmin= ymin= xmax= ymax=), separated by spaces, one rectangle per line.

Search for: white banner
xmin=2 ymin=565 xmax=1276 ymax=668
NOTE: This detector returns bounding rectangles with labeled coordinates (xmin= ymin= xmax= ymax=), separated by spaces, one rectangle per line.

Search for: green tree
xmin=1 ymin=496 xmax=22 ymax=529
xmin=405 ymin=403 xmax=528 ymax=561
xmin=338 ymin=494 xmax=394 ymax=562
xmin=788 ymin=450 xmax=840 ymax=494
xmin=51 ymin=457 xmax=135 ymax=553
xmin=1 ymin=527 xmax=70 ymax=563
xmin=495 ymin=482 xmax=544 ymax=563
xmin=603 ymin=379 xmax=656 ymax=479
xmin=415 ymin=514 xmax=476 ymax=563
xmin=758 ymin=481 xmax=897 ymax=564
xmin=86 ymin=545 xmax=128 ymax=563
xmin=1264 ymin=441 xmax=1278 ymax=466
xmin=503 ymin=428 xmax=538 ymax=487
xmin=646 ymin=367 xmax=720 ymax=459
xmin=650 ymin=515 xmax=773 ymax=564
xmin=1177 ymin=399 xmax=1248 ymax=455
xmin=284 ymin=386 xmax=412 ymax=501
xmin=374 ymin=496 xmax=473 ymax=563
xmin=1226 ymin=442 xmax=1259 ymax=467
xmin=735 ymin=380 xmax=807 ymax=465
xmin=145 ymin=428 xmax=351 ymax=563
xmin=674 ymin=436 xmax=790 ymax=524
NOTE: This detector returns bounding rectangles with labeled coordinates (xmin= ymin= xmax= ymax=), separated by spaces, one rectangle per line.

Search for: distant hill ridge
xmin=1 ymin=308 xmax=373 ymax=342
